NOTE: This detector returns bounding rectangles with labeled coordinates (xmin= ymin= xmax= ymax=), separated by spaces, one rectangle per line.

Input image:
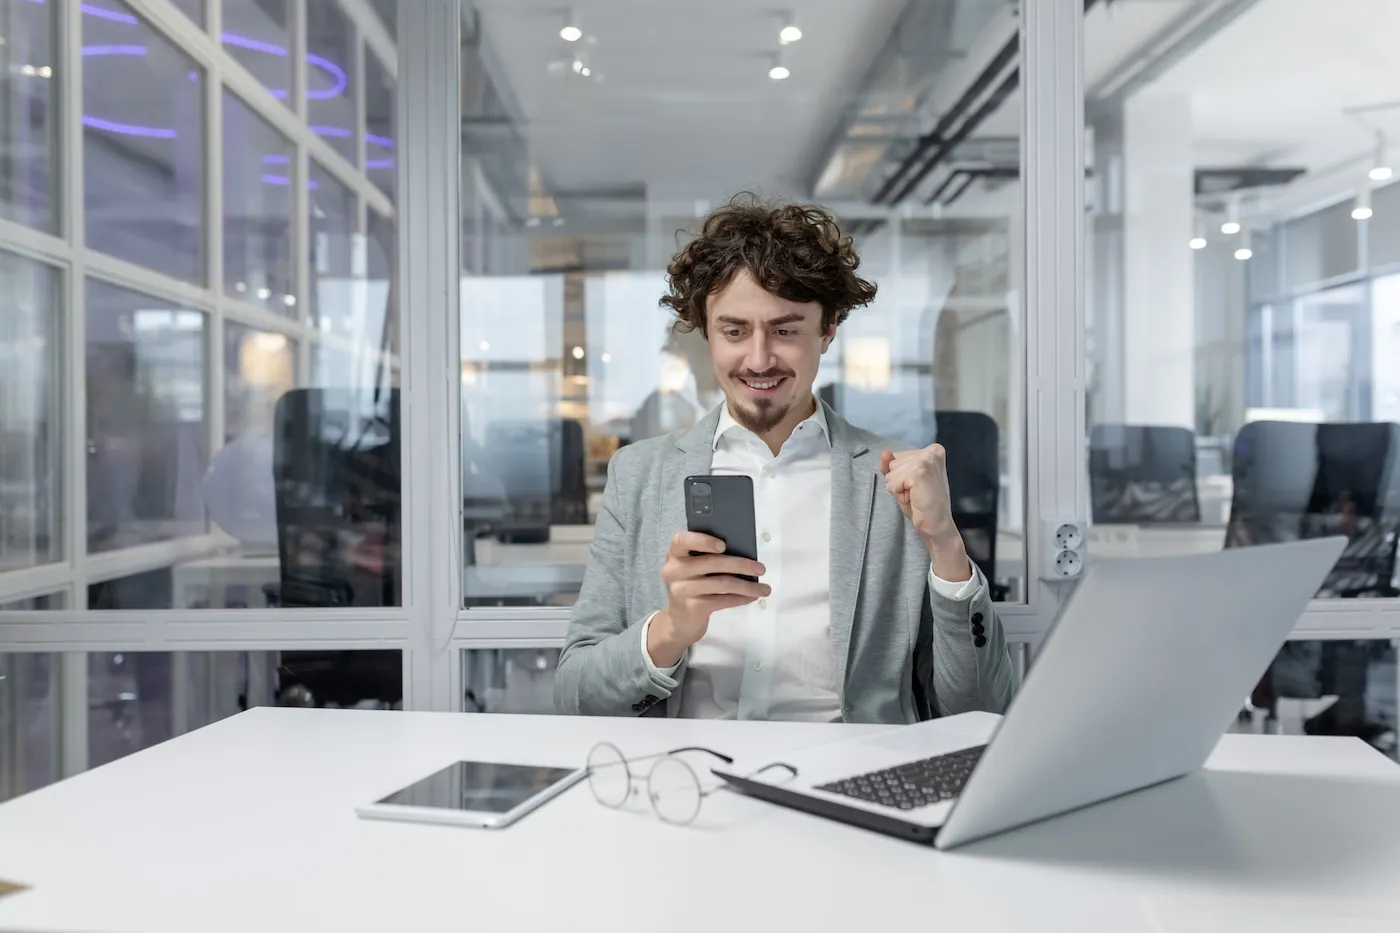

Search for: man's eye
xmin=775 ymin=329 xmax=794 ymax=337
xmin=723 ymin=329 xmax=742 ymax=338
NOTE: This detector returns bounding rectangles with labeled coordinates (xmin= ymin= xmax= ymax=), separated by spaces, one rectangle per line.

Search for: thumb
xmin=878 ymin=449 xmax=895 ymax=475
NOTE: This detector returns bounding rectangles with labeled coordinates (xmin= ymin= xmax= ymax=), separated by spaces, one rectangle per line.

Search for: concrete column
xmin=1122 ymin=92 xmax=1196 ymax=429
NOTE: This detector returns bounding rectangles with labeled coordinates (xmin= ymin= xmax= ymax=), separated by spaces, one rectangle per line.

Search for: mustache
xmin=732 ymin=370 xmax=793 ymax=380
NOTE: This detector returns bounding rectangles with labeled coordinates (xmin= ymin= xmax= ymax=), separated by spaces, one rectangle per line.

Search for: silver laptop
xmin=713 ymin=536 xmax=1347 ymax=849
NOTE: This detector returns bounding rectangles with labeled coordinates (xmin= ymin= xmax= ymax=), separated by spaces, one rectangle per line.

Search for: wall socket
xmin=1040 ymin=518 xmax=1088 ymax=581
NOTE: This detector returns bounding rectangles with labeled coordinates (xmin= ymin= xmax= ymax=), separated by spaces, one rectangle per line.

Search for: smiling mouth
xmin=739 ymin=375 xmax=788 ymax=395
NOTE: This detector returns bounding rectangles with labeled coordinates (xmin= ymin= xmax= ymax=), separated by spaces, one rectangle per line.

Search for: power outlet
xmin=1040 ymin=518 xmax=1088 ymax=581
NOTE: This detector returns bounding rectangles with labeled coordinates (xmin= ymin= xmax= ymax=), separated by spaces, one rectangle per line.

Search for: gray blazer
xmin=554 ymin=401 xmax=1018 ymax=723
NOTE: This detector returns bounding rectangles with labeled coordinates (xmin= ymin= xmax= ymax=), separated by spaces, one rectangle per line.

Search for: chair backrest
xmin=271 ymin=388 xmax=401 ymax=607
xmin=482 ymin=417 xmax=589 ymax=527
xmin=1225 ymin=420 xmax=1400 ymax=597
xmin=1088 ymin=424 xmax=1201 ymax=524
xmin=933 ymin=410 xmax=1000 ymax=588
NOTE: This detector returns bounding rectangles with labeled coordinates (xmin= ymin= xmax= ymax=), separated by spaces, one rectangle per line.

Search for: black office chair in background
xmin=1089 ymin=424 xmax=1201 ymax=524
xmin=933 ymin=411 xmax=1007 ymax=601
xmin=264 ymin=388 xmax=403 ymax=709
xmin=1230 ymin=420 xmax=1400 ymax=747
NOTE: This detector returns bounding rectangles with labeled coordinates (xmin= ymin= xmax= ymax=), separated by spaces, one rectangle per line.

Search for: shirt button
xmin=753 ymin=661 xmax=763 ymax=672
xmin=760 ymin=530 xmax=771 ymax=543
xmin=758 ymin=598 xmax=768 ymax=609
xmin=763 ymin=467 xmax=775 ymax=479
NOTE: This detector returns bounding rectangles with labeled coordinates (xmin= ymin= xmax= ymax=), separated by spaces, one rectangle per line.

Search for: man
xmin=555 ymin=194 xmax=1016 ymax=723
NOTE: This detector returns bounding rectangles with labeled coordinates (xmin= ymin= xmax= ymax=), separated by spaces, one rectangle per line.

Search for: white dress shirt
xmin=642 ymin=403 xmax=980 ymax=721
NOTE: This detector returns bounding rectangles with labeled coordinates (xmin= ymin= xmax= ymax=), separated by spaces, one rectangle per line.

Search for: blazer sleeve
xmin=554 ymin=456 xmax=686 ymax=716
xmin=913 ymin=561 xmax=1018 ymax=718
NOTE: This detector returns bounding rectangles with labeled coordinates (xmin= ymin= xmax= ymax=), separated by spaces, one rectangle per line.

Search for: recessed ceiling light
xmin=780 ymin=24 xmax=802 ymax=44
xmin=1220 ymin=221 xmax=1240 ymax=235
xmin=769 ymin=65 xmax=790 ymax=80
xmin=1189 ymin=237 xmax=1207 ymax=250
xmin=1353 ymin=206 xmax=1374 ymax=220
xmin=1371 ymin=166 xmax=1393 ymax=181
xmin=1234 ymin=247 xmax=1253 ymax=261
xmin=560 ymin=25 xmax=581 ymax=42
xmin=571 ymin=345 xmax=585 ymax=360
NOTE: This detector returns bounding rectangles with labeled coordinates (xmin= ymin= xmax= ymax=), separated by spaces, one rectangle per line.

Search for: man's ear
xmin=820 ymin=325 xmax=837 ymax=353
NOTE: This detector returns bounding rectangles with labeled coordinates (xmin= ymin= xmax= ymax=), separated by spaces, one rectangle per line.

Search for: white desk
xmin=1 ymin=709 xmax=1399 ymax=932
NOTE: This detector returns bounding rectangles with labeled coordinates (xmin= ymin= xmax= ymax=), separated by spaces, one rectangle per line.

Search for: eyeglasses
xmin=586 ymin=741 xmax=797 ymax=826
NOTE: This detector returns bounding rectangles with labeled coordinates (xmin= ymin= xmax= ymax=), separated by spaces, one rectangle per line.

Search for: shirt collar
xmin=712 ymin=398 xmax=830 ymax=450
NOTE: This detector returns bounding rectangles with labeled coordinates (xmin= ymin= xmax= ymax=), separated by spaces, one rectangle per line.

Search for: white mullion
xmin=84 ymin=252 xmax=216 ymax=311
xmin=353 ymin=13 xmax=366 ymax=174
xmin=0 ymin=563 xmax=76 ymax=606
xmin=0 ymin=617 xmax=410 ymax=650
xmin=222 ymin=296 xmax=307 ymax=336
xmin=338 ymin=0 xmax=395 ymax=80
xmin=1021 ymin=0 xmax=1086 ymax=648
xmin=206 ymin=0 xmax=226 ymax=465
xmin=0 ymin=218 xmax=72 ymax=265
xmin=60 ymin=0 xmax=88 ymax=611
xmin=59 ymin=651 xmax=86 ymax=778
xmin=83 ymin=533 xmax=230 ymax=584
xmin=398 ymin=0 xmax=460 ymax=713
xmin=292 ymin=0 xmax=312 ymax=385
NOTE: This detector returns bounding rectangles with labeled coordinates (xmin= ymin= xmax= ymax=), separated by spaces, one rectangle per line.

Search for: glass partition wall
xmin=8 ymin=0 xmax=1397 ymax=803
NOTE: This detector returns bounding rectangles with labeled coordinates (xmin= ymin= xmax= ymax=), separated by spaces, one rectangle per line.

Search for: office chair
xmin=1088 ymin=424 xmax=1201 ymax=524
xmin=264 ymin=387 xmax=403 ymax=708
xmin=484 ymin=417 xmax=589 ymax=543
xmin=932 ymin=411 xmax=1006 ymax=601
xmin=1230 ymin=420 xmax=1400 ymax=747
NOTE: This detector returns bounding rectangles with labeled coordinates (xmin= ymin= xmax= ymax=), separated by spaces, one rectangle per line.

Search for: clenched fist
xmin=879 ymin=444 xmax=972 ymax=582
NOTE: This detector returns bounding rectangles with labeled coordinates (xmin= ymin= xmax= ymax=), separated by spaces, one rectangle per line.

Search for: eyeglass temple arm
xmin=665 ymin=745 xmax=735 ymax=764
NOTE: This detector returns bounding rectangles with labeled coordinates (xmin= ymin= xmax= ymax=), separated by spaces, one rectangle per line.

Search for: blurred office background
xmin=3 ymin=0 xmax=1400 ymax=803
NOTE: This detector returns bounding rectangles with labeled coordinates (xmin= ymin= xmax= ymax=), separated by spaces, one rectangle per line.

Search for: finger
xmin=672 ymin=554 xmax=766 ymax=580
xmin=669 ymin=530 xmax=726 ymax=557
xmin=878 ymin=449 xmax=895 ymax=475
xmin=695 ymin=594 xmax=762 ymax=614
xmin=675 ymin=575 xmax=771 ymax=600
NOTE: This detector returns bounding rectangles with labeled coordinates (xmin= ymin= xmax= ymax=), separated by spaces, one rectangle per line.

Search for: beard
xmin=727 ymin=368 xmax=796 ymax=436
xmin=730 ymin=395 xmax=789 ymax=436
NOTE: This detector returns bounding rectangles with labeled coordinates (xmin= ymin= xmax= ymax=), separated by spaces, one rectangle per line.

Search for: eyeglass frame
xmin=586 ymin=741 xmax=797 ymax=826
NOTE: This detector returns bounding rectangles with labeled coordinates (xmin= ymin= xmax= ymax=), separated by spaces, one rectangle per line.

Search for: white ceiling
xmin=471 ymin=0 xmax=907 ymax=203
xmin=1143 ymin=0 xmax=1400 ymax=184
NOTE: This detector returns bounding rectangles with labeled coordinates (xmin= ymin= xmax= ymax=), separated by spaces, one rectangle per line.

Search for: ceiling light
xmin=37 ymin=65 xmax=51 ymax=78
xmin=479 ymin=341 xmax=490 ymax=352
xmin=571 ymin=345 xmax=585 ymax=360
xmin=572 ymin=58 xmax=584 ymax=74
xmin=600 ymin=352 xmax=611 ymax=363
xmin=580 ymin=66 xmax=591 ymax=77
xmin=1234 ymin=247 xmax=1253 ymax=261
xmin=1371 ymin=166 xmax=1393 ymax=182
xmin=560 ymin=8 xmax=581 ymax=41
xmin=1189 ymin=237 xmax=1207 ymax=250
xmin=769 ymin=64 xmax=790 ymax=80
xmin=1221 ymin=193 xmax=1240 ymax=235
xmin=1354 ymin=179 xmax=1373 ymax=220
xmin=257 ymin=287 xmax=271 ymax=300
xmin=779 ymin=24 xmax=802 ymax=44
xmin=283 ymin=294 xmax=296 ymax=307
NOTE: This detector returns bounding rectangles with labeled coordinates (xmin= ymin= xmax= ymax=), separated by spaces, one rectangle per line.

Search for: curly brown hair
xmin=661 ymin=192 xmax=877 ymax=336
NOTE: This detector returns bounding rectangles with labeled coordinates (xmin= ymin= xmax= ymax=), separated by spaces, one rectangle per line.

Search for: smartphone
xmin=684 ymin=474 xmax=760 ymax=582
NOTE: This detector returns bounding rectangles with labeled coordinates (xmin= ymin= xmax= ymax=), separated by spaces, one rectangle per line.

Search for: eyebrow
xmin=714 ymin=313 xmax=808 ymax=327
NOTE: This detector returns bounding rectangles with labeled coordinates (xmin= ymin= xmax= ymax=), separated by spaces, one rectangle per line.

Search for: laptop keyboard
xmin=815 ymin=745 xmax=987 ymax=811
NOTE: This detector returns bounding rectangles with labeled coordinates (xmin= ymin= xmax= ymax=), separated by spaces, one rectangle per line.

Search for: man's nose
xmin=743 ymin=334 xmax=774 ymax=372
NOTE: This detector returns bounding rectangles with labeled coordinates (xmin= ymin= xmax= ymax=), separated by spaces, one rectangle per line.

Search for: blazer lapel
xmin=823 ymin=401 xmax=874 ymax=708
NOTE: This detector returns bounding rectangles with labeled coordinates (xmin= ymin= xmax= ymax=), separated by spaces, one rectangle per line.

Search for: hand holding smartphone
xmin=649 ymin=476 xmax=768 ymax=668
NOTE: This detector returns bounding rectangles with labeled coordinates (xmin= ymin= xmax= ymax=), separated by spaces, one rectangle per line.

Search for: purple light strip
xmin=261 ymin=173 xmax=318 ymax=190
xmin=365 ymin=133 xmax=395 ymax=149
xmin=365 ymin=159 xmax=394 ymax=170
xmin=83 ymin=115 xmax=176 ymax=139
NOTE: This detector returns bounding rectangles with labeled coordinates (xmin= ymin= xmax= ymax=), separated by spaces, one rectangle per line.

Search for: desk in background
xmin=0 ymin=708 xmax=1397 ymax=932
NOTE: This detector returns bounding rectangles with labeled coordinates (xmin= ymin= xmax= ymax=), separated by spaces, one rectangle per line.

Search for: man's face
xmin=705 ymin=270 xmax=832 ymax=437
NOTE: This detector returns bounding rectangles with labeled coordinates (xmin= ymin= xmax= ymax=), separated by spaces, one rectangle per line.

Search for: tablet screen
xmin=375 ymin=761 xmax=579 ymax=814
